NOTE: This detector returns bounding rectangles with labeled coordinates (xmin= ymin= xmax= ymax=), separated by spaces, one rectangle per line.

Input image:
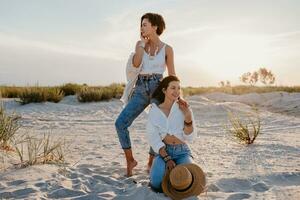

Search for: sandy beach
xmin=1 ymin=92 xmax=300 ymax=199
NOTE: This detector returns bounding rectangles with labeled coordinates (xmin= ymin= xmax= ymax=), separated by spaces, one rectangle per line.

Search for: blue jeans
xmin=150 ymin=143 xmax=193 ymax=192
xmin=115 ymin=74 xmax=162 ymax=155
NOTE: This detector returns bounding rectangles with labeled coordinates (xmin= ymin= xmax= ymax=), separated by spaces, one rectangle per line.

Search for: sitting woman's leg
xmin=173 ymin=145 xmax=193 ymax=165
xmin=149 ymin=156 xmax=166 ymax=192
xmin=175 ymin=154 xmax=193 ymax=165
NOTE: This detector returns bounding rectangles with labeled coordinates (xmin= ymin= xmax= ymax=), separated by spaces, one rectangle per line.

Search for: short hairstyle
xmin=141 ymin=13 xmax=166 ymax=36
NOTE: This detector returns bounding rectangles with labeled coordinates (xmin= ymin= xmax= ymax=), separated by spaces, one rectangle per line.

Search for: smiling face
xmin=141 ymin=18 xmax=157 ymax=37
xmin=163 ymin=81 xmax=181 ymax=102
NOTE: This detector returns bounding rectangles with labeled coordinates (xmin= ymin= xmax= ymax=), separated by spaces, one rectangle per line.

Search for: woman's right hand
xmin=166 ymin=159 xmax=176 ymax=171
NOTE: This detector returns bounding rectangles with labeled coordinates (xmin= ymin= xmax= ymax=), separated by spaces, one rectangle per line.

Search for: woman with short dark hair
xmin=115 ymin=13 xmax=187 ymax=177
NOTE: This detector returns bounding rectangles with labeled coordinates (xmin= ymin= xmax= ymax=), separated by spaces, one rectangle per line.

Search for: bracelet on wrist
xmin=163 ymin=155 xmax=172 ymax=163
xmin=184 ymin=120 xmax=193 ymax=126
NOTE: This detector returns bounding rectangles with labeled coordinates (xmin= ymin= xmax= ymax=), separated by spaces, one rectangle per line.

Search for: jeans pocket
xmin=132 ymin=81 xmax=145 ymax=95
xmin=183 ymin=146 xmax=192 ymax=157
xmin=182 ymin=144 xmax=190 ymax=151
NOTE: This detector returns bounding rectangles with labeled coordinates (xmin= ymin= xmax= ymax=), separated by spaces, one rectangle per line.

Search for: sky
xmin=0 ymin=0 xmax=299 ymax=87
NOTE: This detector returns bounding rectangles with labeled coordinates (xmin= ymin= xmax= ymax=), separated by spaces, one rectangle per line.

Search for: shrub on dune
xmin=107 ymin=83 xmax=124 ymax=99
xmin=77 ymin=87 xmax=117 ymax=102
xmin=19 ymin=87 xmax=64 ymax=104
xmin=100 ymin=87 xmax=115 ymax=100
xmin=46 ymin=88 xmax=65 ymax=103
xmin=0 ymin=87 xmax=24 ymax=98
xmin=13 ymin=133 xmax=66 ymax=167
xmin=0 ymin=98 xmax=67 ymax=168
xmin=19 ymin=87 xmax=47 ymax=104
xmin=77 ymin=88 xmax=103 ymax=102
xmin=0 ymin=103 xmax=20 ymax=150
xmin=60 ymin=83 xmax=83 ymax=96
xmin=226 ymin=107 xmax=261 ymax=145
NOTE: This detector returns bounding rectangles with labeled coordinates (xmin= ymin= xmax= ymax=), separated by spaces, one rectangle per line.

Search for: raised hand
xmin=178 ymin=98 xmax=192 ymax=119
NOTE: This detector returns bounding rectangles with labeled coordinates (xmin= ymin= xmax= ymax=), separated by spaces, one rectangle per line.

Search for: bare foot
xmin=126 ymin=160 xmax=138 ymax=177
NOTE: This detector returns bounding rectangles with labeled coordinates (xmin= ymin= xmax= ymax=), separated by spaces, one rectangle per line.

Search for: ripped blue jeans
xmin=115 ymin=74 xmax=162 ymax=155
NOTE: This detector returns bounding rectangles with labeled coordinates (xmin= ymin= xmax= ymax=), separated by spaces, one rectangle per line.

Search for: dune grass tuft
xmin=77 ymin=88 xmax=103 ymax=102
xmin=76 ymin=84 xmax=124 ymax=102
xmin=13 ymin=133 xmax=66 ymax=167
xmin=226 ymin=107 xmax=261 ymax=145
xmin=0 ymin=103 xmax=67 ymax=168
xmin=0 ymin=103 xmax=21 ymax=150
xmin=60 ymin=83 xmax=83 ymax=96
xmin=107 ymin=83 xmax=124 ymax=99
xmin=19 ymin=87 xmax=64 ymax=105
xmin=1 ymin=84 xmax=299 ymax=103
xmin=182 ymin=85 xmax=300 ymax=97
xmin=0 ymin=87 xmax=24 ymax=98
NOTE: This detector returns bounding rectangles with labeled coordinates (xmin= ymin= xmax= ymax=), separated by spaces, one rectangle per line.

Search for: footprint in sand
xmin=47 ymin=188 xmax=86 ymax=199
xmin=227 ymin=193 xmax=251 ymax=200
xmin=252 ymin=182 xmax=269 ymax=192
xmin=6 ymin=180 xmax=26 ymax=186
xmin=0 ymin=188 xmax=37 ymax=199
xmin=263 ymin=172 xmax=300 ymax=186
xmin=0 ymin=183 xmax=6 ymax=190
xmin=34 ymin=182 xmax=50 ymax=192
xmin=92 ymin=175 xmax=123 ymax=187
xmin=207 ymin=183 xmax=220 ymax=192
xmin=78 ymin=167 xmax=94 ymax=175
xmin=216 ymin=178 xmax=252 ymax=192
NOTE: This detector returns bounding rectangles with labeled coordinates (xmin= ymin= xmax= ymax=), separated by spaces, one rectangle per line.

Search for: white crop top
xmin=140 ymin=44 xmax=167 ymax=74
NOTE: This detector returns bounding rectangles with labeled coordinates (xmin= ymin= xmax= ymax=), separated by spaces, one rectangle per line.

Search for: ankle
xmin=126 ymin=158 xmax=135 ymax=163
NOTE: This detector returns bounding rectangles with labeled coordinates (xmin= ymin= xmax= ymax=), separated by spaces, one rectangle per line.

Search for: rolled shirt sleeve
xmin=146 ymin=119 xmax=165 ymax=154
xmin=182 ymin=109 xmax=196 ymax=142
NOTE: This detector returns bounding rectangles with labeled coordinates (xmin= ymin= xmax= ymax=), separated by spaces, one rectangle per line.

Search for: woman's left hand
xmin=178 ymin=97 xmax=188 ymax=107
xmin=178 ymin=98 xmax=192 ymax=118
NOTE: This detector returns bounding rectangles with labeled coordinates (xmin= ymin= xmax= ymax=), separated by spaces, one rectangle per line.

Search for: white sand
xmin=0 ymin=92 xmax=300 ymax=199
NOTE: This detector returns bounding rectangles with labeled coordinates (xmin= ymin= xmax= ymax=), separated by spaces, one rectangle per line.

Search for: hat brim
xmin=162 ymin=163 xmax=206 ymax=200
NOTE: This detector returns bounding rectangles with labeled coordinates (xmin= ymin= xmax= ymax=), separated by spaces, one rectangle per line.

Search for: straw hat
xmin=162 ymin=163 xmax=206 ymax=200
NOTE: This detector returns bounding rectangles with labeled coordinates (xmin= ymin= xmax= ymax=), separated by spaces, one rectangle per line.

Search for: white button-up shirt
xmin=146 ymin=101 xmax=196 ymax=153
xmin=120 ymin=53 xmax=142 ymax=106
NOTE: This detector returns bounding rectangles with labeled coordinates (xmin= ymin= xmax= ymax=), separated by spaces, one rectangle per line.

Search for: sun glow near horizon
xmin=187 ymin=32 xmax=273 ymax=83
xmin=0 ymin=1 xmax=299 ymax=86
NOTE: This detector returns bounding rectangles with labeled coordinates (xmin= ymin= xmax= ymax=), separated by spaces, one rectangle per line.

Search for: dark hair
xmin=141 ymin=13 xmax=166 ymax=36
xmin=152 ymin=76 xmax=180 ymax=104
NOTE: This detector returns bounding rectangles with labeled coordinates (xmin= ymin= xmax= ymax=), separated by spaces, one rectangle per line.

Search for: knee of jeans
xmin=150 ymin=172 xmax=164 ymax=189
xmin=115 ymin=116 xmax=127 ymax=131
xmin=150 ymin=182 xmax=163 ymax=193
xmin=150 ymin=177 xmax=163 ymax=191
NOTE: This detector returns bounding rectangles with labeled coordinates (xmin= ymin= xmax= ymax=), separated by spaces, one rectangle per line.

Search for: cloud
xmin=0 ymin=43 xmax=125 ymax=86
xmin=166 ymin=25 xmax=225 ymax=38
xmin=0 ymin=32 xmax=121 ymax=60
xmin=271 ymin=30 xmax=300 ymax=39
